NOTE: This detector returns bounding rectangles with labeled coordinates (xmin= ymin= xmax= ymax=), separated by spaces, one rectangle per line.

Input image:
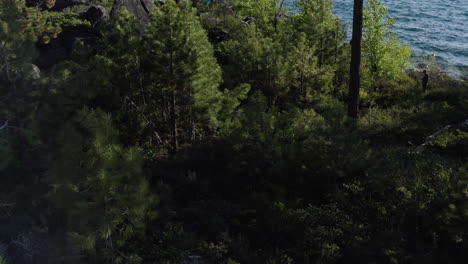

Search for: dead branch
xmin=411 ymin=118 xmax=468 ymax=154
xmin=124 ymin=96 xmax=163 ymax=144
xmin=0 ymin=120 xmax=9 ymax=130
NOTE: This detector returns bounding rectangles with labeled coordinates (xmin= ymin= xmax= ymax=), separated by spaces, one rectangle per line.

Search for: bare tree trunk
xmin=169 ymin=49 xmax=178 ymax=153
xmin=171 ymin=88 xmax=178 ymax=152
xmin=273 ymin=0 xmax=286 ymax=33
xmin=348 ymin=0 xmax=364 ymax=118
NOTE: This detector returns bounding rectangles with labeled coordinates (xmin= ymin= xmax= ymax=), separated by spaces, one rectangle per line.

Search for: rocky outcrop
xmin=417 ymin=63 xmax=429 ymax=69
xmin=33 ymin=0 xmax=158 ymax=70
xmin=26 ymin=0 xmax=97 ymax=11
xmin=52 ymin=0 xmax=90 ymax=10
xmin=27 ymin=64 xmax=41 ymax=80
xmin=26 ymin=0 xmax=53 ymax=8
xmin=80 ymin=5 xmax=107 ymax=26
xmin=35 ymin=24 xmax=96 ymax=70
xmin=110 ymin=0 xmax=156 ymax=24
xmin=180 ymin=256 xmax=204 ymax=264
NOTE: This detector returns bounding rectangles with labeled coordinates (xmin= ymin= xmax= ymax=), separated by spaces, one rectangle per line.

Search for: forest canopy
xmin=1 ymin=0 xmax=467 ymax=263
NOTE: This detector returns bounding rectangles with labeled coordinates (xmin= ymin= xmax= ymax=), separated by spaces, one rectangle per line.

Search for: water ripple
xmin=330 ymin=0 xmax=468 ymax=68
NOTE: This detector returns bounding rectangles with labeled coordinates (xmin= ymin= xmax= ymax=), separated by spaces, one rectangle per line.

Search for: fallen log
xmin=410 ymin=118 xmax=468 ymax=154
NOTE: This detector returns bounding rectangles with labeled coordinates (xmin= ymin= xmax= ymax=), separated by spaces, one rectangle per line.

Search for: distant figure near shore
xmin=422 ymin=70 xmax=429 ymax=93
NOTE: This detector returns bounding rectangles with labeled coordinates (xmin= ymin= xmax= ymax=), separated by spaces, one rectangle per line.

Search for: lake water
xmin=289 ymin=0 xmax=468 ymax=71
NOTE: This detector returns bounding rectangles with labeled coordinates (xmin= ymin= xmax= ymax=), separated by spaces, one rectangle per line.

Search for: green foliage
xmin=23 ymin=8 xmax=89 ymax=44
xmin=198 ymin=241 xmax=229 ymax=262
xmin=48 ymin=108 xmax=155 ymax=262
xmin=280 ymin=33 xmax=336 ymax=102
xmin=96 ymin=2 xmax=225 ymax=154
xmin=1 ymin=0 xmax=468 ymax=263
xmin=0 ymin=0 xmax=37 ymax=72
xmin=218 ymin=26 xmax=337 ymax=106
xmin=430 ymin=129 xmax=468 ymax=157
xmin=292 ymin=0 xmax=345 ymax=67
xmin=233 ymin=0 xmax=286 ymax=33
xmin=0 ymin=255 xmax=8 ymax=264
xmin=414 ymin=55 xmax=468 ymax=103
xmin=0 ymin=0 xmax=50 ymax=242
xmin=217 ymin=83 xmax=251 ymax=135
xmin=4 ymin=0 xmax=90 ymax=44
xmin=358 ymin=107 xmax=401 ymax=139
xmin=145 ymin=0 xmax=223 ymax=128
xmin=362 ymin=0 xmax=412 ymax=91
xmin=219 ymin=26 xmax=284 ymax=101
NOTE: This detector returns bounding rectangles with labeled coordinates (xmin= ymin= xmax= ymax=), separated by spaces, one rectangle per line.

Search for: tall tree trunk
xmin=169 ymin=49 xmax=178 ymax=153
xmin=273 ymin=0 xmax=286 ymax=33
xmin=169 ymin=44 xmax=179 ymax=154
xmin=171 ymin=88 xmax=178 ymax=152
xmin=348 ymin=0 xmax=364 ymax=118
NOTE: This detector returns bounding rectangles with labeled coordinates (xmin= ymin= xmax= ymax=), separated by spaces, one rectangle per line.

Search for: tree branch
xmin=0 ymin=120 xmax=9 ymax=130
xmin=124 ymin=96 xmax=163 ymax=144
xmin=411 ymin=118 xmax=468 ymax=153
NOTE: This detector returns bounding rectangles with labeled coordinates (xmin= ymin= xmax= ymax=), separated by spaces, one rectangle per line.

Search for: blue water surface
xmin=335 ymin=0 xmax=468 ymax=69
xmin=289 ymin=0 xmax=468 ymax=70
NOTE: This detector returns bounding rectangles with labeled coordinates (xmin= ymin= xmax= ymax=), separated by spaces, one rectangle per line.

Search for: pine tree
xmin=234 ymin=0 xmax=287 ymax=34
xmin=0 ymin=0 xmax=46 ymax=234
xmin=0 ymin=2 xmax=56 ymax=262
xmin=97 ymin=2 xmax=223 ymax=155
xmin=218 ymin=17 xmax=337 ymax=107
xmin=219 ymin=25 xmax=282 ymax=103
xmin=293 ymin=0 xmax=345 ymax=67
xmin=47 ymin=108 xmax=155 ymax=263
xmin=142 ymin=0 xmax=223 ymax=152
xmin=2 ymin=3 xmax=154 ymax=262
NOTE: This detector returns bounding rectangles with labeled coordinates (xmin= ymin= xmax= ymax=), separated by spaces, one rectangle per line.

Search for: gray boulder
xmin=416 ymin=63 xmax=429 ymax=69
xmin=111 ymin=0 xmax=156 ymax=24
xmin=27 ymin=64 xmax=41 ymax=80
xmin=81 ymin=5 xmax=107 ymax=26
xmin=180 ymin=256 xmax=204 ymax=264
xmin=53 ymin=0 xmax=90 ymax=9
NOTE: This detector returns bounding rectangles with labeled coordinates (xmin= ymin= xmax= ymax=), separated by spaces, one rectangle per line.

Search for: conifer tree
xmin=97 ymin=2 xmax=223 ymax=154
xmin=0 ymin=0 xmax=49 ymax=240
xmin=279 ymin=33 xmax=331 ymax=103
xmin=286 ymin=0 xmax=346 ymax=104
xmin=142 ymin=0 xmax=223 ymax=152
xmin=1 ymin=3 xmax=154 ymax=262
xmin=293 ymin=0 xmax=345 ymax=67
xmin=234 ymin=0 xmax=287 ymax=34
xmin=219 ymin=20 xmax=336 ymax=107
xmin=219 ymin=25 xmax=282 ymax=102
xmin=47 ymin=108 xmax=154 ymax=263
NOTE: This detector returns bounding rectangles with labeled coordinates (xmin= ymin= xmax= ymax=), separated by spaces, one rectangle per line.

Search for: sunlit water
xmin=288 ymin=0 xmax=468 ymax=72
